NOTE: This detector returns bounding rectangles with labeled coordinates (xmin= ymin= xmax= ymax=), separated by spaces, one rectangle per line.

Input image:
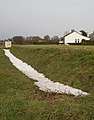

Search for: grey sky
xmin=0 ymin=0 xmax=94 ymax=39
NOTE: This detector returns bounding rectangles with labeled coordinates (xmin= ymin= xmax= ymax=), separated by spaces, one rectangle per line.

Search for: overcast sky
xmin=0 ymin=0 xmax=94 ymax=39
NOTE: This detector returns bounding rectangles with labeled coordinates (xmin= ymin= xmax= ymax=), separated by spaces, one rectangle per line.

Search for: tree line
xmin=6 ymin=35 xmax=60 ymax=45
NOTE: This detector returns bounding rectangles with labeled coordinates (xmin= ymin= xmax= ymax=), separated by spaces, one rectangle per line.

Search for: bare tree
xmin=44 ymin=35 xmax=50 ymax=40
xmin=12 ymin=36 xmax=25 ymax=45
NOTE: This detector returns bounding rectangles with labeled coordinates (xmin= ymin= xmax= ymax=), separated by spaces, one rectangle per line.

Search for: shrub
xmin=82 ymin=39 xmax=94 ymax=45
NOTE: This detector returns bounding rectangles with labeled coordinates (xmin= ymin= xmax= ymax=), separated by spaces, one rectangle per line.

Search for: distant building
xmin=59 ymin=31 xmax=90 ymax=45
xmin=5 ymin=40 xmax=12 ymax=48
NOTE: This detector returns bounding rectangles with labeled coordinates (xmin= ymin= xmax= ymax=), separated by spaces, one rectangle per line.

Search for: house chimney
xmin=71 ymin=29 xmax=75 ymax=32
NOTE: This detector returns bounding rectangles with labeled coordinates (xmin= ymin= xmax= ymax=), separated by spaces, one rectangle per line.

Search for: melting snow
xmin=4 ymin=49 xmax=88 ymax=96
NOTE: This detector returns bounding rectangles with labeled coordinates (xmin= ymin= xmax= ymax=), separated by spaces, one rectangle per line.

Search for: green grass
xmin=0 ymin=45 xmax=94 ymax=120
xmin=11 ymin=45 xmax=94 ymax=93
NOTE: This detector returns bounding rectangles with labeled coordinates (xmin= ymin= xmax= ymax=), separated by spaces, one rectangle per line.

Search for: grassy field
xmin=0 ymin=45 xmax=94 ymax=120
xmin=11 ymin=45 xmax=94 ymax=93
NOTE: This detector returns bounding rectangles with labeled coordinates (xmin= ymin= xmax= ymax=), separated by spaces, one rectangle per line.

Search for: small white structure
xmin=59 ymin=31 xmax=90 ymax=45
xmin=5 ymin=40 xmax=12 ymax=48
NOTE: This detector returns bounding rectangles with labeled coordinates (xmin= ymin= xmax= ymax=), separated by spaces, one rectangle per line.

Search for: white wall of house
xmin=65 ymin=32 xmax=90 ymax=45
xmin=5 ymin=41 xmax=12 ymax=48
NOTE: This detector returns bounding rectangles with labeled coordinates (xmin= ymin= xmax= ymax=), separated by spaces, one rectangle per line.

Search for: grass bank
xmin=0 ymin=45 xmax=94 ymax=120
xmin=11 ymin=45 xmax=94 ymax=93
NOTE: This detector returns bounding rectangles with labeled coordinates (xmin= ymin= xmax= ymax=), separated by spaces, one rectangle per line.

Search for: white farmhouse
xmin=5 ymin=40 xmax=12 ymax=48
xmin=59 ymin=31 xmax=90 ymax=45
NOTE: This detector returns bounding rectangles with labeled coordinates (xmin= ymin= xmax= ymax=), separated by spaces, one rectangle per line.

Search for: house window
xmin=75 ymin=39 xmax=77 ymax=43
xmin=78 ymin=39 xmax=79 ymax=43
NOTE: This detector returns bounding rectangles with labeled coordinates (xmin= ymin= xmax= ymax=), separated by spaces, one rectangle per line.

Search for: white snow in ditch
xmin=4 ymin=49 xmax=88 ymax=96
